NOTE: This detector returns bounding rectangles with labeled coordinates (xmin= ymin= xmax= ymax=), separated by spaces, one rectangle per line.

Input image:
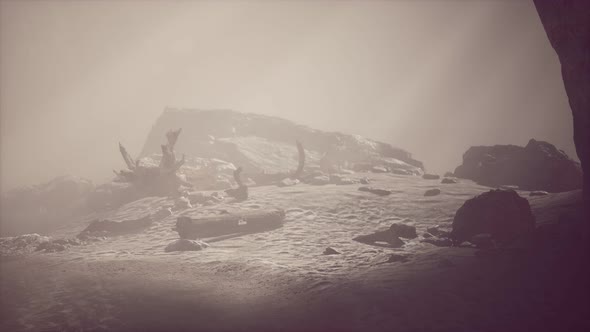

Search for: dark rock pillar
xmin=533 ymin=0 xmax=590 ymax=197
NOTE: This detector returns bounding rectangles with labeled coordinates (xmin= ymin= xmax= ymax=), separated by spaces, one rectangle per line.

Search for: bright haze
xmin=0 ymin=0 xmax=574 ymax=191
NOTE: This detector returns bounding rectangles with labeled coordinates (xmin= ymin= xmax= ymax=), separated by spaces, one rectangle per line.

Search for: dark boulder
xmin=424 ymin=188 xmax=441 ymax=197
xmin=450 ymin=189 xmax=535 ymax=245
xmin=165 ymin=239 xmax=209 ymax=252
xmin=358 ymin=187 xmax=392 ymax=196
xmin=389 ymin=223 xmax=417 ymax=239
xmin=323 ymin=247 xmax=340 ymax=255
xmin=353 ymin=230 xmax=404 ymax=248
xmin=453 ymin=139 xmax=582 ymax=192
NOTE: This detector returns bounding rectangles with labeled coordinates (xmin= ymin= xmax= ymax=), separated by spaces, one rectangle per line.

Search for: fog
xmin=0 ymin=0 xmax=574 ymax=191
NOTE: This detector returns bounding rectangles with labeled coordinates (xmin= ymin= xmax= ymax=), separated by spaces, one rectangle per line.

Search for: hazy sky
xmin=0 ymin=0 xmax=575 ymax=191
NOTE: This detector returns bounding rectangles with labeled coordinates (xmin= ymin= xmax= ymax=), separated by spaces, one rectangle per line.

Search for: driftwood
xmin=224 ymin=167 xmax=248 ymax=200
xmin=176 ymin=209 xmax=285 ymax=239
xmin=114 ymin=128 xmax=191 ymax=195
xmin=248 ymin=140 xmax=306 ymax=186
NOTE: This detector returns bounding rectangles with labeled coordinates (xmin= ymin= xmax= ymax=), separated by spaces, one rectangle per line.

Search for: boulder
xmin=450 ymin=189 xmax=535 ymax=244
xmin=389 ymin=223 xmax=418 ymax=239
xmin=441 ymin=178 xmax=458 ymax=184
xmin=353 ymin=230 xmax=404 ymax=248
xmin=323 ymin=247 xmax=340 ymax=255
xmin=424 ymin=188 xmax=441 ymax=197
xmin=453 ymin=139 xmax=582 ymax=192
xmin=422 ymin=174 xmax=440 ymax=180
xmin=358 ymin=187 xmax=392 ymax=196
xmin=165 ymin=239 xmax=209 ymax=252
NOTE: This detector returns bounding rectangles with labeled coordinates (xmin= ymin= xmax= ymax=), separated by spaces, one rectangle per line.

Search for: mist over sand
xmin=0 ymin=0 xmax=576 ymax=191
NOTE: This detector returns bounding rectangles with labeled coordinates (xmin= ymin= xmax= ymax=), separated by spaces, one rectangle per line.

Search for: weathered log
xmin=176 ymin=209 xmax=285 ymax=239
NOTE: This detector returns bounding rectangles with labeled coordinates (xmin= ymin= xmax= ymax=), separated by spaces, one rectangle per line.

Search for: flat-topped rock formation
xmin=454 ymin=139 xmax=582 ymax=192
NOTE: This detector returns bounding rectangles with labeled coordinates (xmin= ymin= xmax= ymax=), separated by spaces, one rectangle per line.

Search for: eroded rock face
xmin=454 ymin=139 xmax=582 ymax=192
xmin=451 ymin=189 xmax=535 ymax=244
xmin=140 ymin=109 xmax=424 ymax=178
xmin=533 ymin=0 xmax=590 ymax=197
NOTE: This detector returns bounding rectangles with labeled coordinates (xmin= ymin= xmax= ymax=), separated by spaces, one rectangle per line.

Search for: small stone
xmin=424 ymin=188 xmax=441 ymax=196
xmin=358 ymin=186 xmax=392 ymax=196
xmin=165 ymin=239 xmax=209 ymax=252
xmin=441 ymin=178 xmax=458 ymax=184
xmin=359 ymin=177 xmax=370 ymax=185
xmin=323 ymin=247 xmax=340 ymax=255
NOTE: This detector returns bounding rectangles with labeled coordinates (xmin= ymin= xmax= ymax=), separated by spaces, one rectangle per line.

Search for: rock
xmin=386 ymin=254 xmax=409 ymax=263
xmin=323 ymin=247 xmax=340 ymax=255
xmin=389 ymin=223 xmax=417 ymax=239
xmin=422 ymin=237 xmax=453 ymax=247
xmin=453 ymin=139 xmax=582 ymax=193
xmin=309 ymin=175 xmax=331 ymax=185
xmin=422 ymin=232 xmax=433 ymax=238
xmin=424 ymin=188 xmax=441 ymax=196
xmin=422 ymin=174 xmax=440 ymax=180
xmin=529 ymin=190 xmax=549 ymax=197
xmin=165 ymin=239 xmax=209 ymax=252
xmin=371 ymin=166 xmax=388 ymax=173
xmin=79 ymin=215 xmax=153 ymax=237
xmin=441 ymin=178 xmax=458 ymax=184
xmin=450 ymin=189 xmax=535 ymax=244
xmin=444 ymin=172 xmax=454 ymax=177
xmin=141 ymin=109 xmax=424 ymax=181
xmin=359 ymin=177 xmax=370 ymax=185
xmin=353 ymin=230 xmax=405 ymax=248
xmin=358 ymin=186 xmax=392 ymax=196
xmin=534 ymin=1 xmax=590 ymax=197
xmin=278 ymin=178 xmax=300 ymax=187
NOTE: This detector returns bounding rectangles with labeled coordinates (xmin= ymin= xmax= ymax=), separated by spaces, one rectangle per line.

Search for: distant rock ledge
xmin=454 ymin=139 xmax=582 ymax=193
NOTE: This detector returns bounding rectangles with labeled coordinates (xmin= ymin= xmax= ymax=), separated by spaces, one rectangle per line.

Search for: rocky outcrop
xmin=454 ymin=139 xmax=582 ymax=192
xmin=450 ymin=189 xmax=535 ymax=245
xmin=140 ymin=109 xmax=424 ymax=180
xmin=533 ymin=1 xmax=590 ymax=197
xmin=165 ymin=239 xmax=209 ymax=252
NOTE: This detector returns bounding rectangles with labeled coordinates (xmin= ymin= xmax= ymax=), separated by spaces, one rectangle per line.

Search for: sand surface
xmin=1 ymin=173 xmax=589 ymax=331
